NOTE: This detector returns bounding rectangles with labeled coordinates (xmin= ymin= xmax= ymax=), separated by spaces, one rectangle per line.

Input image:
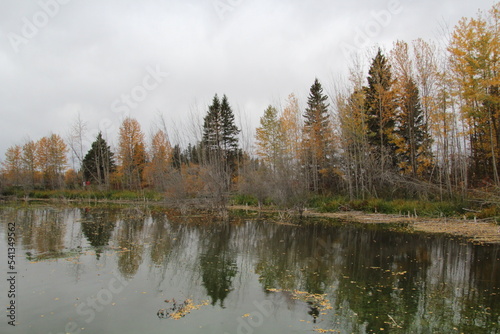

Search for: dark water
xmin=0 ymin=206 xmax=499 ymax=334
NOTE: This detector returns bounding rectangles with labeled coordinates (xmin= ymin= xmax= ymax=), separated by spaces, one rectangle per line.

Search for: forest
xmin=2 ymin=4 xmax=500 ymax=216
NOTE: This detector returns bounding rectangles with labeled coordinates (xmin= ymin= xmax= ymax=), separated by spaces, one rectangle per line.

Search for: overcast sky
xmin=0 ymin=0 xmax=496 ymax=161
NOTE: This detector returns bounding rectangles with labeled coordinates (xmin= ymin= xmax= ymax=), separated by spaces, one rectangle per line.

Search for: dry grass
xmin=412 ymin=219 xmax=500 ymax=244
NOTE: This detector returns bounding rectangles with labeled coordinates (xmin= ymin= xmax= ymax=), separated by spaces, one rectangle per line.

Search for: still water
xmin=0 ymin=205 xmax=499 ymax=334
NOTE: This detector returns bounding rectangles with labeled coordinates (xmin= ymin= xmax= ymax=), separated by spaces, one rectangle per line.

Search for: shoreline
xmin=1 ymin=197 xmax=499 ymax=244
xmin=230 ymin=205 xmax=500 ymax=244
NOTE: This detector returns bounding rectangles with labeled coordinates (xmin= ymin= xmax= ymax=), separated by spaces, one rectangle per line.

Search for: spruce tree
xmin=395 ymin=78 xmax=433 ymax=177
xmin=304 ymin=78 xmax=330 ymax=136
xmin=203 ymin=94 xmax=223 ymax=156
xmin=303 ymin=78 xmax=334 ymax=193
xmin=364 ymin=49 xmax=397 ymax=163
xmin=202 ymin=94 xmax=240 ymax=164
xmin=202 ymin=94 xmax=240 ymax=195
xmin=171 ymin=144 xmax=182 ymax=170
xmin=81 ymin=132 xmax=115 ymax=186
xmin=220 ymin=95 xmax=240 ymax=160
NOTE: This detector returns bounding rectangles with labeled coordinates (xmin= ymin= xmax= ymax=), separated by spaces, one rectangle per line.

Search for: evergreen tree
xmin=220 ymin=95 xmax=240 ymax=160
xmin=202 ymin=94 xmax=240 ymax=198
xmin=171 ymin=144 xmax=182 ymax=170
xmin=364 ymin=49 xmax=397 ymax=164
xmin=191 ymin=143 xmax=200 ymax=165
xmin=203 ymin=94 xmax=223 ymax=156
xmin=81 ymin=132 xmax=115 ymax=186
xmin=303 ymin=78 xmax=334 ymax=193
xmin=394 ymin=78 xmax=433 ymax=177
xmin=202 ymin=94 xmax=240 ymax=165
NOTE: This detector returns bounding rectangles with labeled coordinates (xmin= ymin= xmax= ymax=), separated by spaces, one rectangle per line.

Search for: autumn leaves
xmin=2 ymin=3 xmax=500 ymax=202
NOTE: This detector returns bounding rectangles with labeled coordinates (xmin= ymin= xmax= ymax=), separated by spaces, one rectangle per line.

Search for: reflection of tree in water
xmin=254 ymin=224 xmax=300 ymax=291
xmin=199 ymin=223 xmax=237 ymax=308
xmin=307 ymin=301 xmax=320 ymax=323
xmin=13 ymin=208 xmax=66 ymax=258
xmin=464 ymin=244 xmax=500 ymax=331
xmin=255 ymin=223 xmax=336 ymax=295
xmin=420 ymin=239 xmax=500 ymax=334
xmin=301 ymin=225 xmax=338 ymax=295
xmin=80 ymin=208 xmax=117 ymax=260
xmin=149 ymin=211 xmax=173 ymax=266
xmin=7 ymin=208 xmax=36 ymax=250
xmin=116 ymin=208 xmax=147 ymax=279
xmin=334 ymin=228 xmax=432 ymax=333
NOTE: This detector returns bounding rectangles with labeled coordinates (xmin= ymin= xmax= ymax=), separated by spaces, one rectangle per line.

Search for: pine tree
xmin=394 ymin=79 xmax=433 ymax=177
xmin=202 ymin=94 xmax=240 ymax=166
xmin=82 ymin=132 xmax=115 ymax=187
xmin=390 ymin=41 xmax=433 ymax=179
xmin=202 ymin=94 xmax=240 ymax=201
xmin=171 ymin=144 xmax=182 ymax=170
xmin=364 ymin=49 xmax=397 ymax=165
xmin=203 ymin=94 xmax=223 ymax=157
xmin=220 ymin=95 xmax=240 ymax=161
xmin=303 ymin=78 xmax=334 ymax=193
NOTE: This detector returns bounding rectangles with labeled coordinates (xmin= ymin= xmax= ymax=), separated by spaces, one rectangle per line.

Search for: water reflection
xmin=80 ymin=207 xmax=117 ymax=259
xmin=148 ymin=211 xmax=173 ymax=266
xmin=199 ymin=223 xmax=237 ymax=307
xmin=10 ymin=208 xmax=67 ymax=260
xmin=1 ymin=206 xmax=499 ymax=333
xmin=116 ymin=208 xmax=147 ymax=278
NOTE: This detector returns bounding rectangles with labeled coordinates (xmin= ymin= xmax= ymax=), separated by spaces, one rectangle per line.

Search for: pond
xmin=0 ymin=205 xmax=499 ymax=333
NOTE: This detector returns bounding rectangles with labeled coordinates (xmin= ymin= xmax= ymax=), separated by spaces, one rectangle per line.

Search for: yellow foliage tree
xmin=117 ymin=117 xmax=147 ymax=189
xmin=449 ymin=4 xmax=500 ymax=185
xmin=143 ymin=129 xmax=172 ymax=190
xmin=36 ymin=134 xmax=68 ymax=189
xmin=2 ymin=145 xmax=22 ymax=186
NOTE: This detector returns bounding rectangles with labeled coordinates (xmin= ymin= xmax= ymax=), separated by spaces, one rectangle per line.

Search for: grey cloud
xmin=0 ymin=0 xmax=494 ymax=159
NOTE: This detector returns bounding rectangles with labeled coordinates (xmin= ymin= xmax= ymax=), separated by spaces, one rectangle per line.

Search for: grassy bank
xmin=1 ymin=188 xmax=164 ymax=202
xmin=232 ymin=194 xmax=500 ymax=221
xmin=2 ymin=188 xmax=499 ymax=221
xmin=308 ymin=196 xmax=465 ymax=217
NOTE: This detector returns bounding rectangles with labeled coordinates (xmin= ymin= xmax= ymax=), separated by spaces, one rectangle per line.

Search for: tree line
xmin=2 ymin=4 xmax=500 ymax=208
